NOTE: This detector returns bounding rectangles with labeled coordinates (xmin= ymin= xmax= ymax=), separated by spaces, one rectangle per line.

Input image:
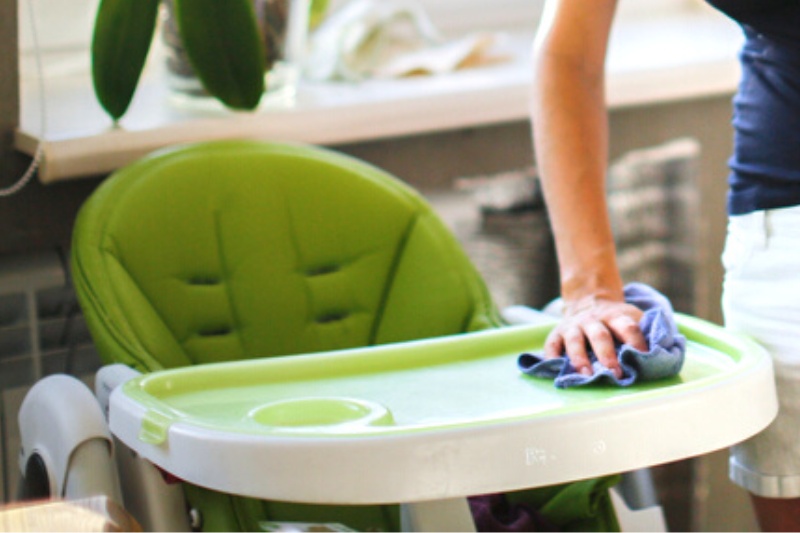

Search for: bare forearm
xmin=531 ymin=53 xmax=623 ymax=306
xmin=530 ymin=0 xmax=622 ymax=306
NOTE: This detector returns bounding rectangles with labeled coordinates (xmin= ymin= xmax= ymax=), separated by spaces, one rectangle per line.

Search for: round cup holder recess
xmin=248 ymin=397 xmax=394 ymax=430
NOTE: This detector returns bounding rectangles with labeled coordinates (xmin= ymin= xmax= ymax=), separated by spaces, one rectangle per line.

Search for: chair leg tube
xmin=114 ymin=441 xmax=192 ymax=532
xmin=400 ymin=497 xmax=477 ymax=532
xmin=63 ymin=438 xmax=122 ymax=503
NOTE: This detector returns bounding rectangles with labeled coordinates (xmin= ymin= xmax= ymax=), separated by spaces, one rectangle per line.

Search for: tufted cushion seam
xmin=212 ymin=208 xmax=246 ymax=362
xmin=103 ymin=241 xmax=184 ymax=370
xmin=368 ymin=210 xmax=421 ymax=346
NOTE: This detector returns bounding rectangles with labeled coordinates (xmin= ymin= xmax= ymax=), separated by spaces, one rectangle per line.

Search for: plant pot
xmin=162 ymin=0 xmax=310 ymax=107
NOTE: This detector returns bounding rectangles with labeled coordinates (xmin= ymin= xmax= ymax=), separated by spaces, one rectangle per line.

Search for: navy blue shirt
xmin=705 ymin=0 xmax=800 ymax=215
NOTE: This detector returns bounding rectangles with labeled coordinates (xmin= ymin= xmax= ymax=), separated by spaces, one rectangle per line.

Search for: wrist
xmin=560 ymin=271 xmax=625 ymax=311
xmin=562 ymin=290 xmax=625 ymax=316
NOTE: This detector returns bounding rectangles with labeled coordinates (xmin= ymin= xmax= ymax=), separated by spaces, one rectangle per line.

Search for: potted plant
xmin=91 ymin=0 xmax=326 ymax=122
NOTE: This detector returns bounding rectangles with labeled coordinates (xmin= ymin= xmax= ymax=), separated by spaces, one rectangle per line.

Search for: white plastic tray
xmin=109 ymin=315 xmax=777 ymax=504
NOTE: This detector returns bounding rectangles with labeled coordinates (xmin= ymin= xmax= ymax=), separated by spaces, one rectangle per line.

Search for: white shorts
xmin=723 ymin=205 xmax=800 ymax=498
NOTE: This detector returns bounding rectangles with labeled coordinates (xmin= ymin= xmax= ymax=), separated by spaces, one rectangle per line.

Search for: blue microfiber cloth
xmin=517 ymin=282 xmax=686 ymax=388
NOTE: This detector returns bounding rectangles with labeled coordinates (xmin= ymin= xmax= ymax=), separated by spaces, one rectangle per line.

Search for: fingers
xmin=562 ymin=326 xmax=594 ymax=376
xmin=583 ymin=322 xmax=620 ymax=377
xmin=544 ymin=304 xmax=646 ymax=379
xmin=545 ymin=321 xmax=620 ymax=378
xmin=608 ymin=314 xmax=647 ymax=352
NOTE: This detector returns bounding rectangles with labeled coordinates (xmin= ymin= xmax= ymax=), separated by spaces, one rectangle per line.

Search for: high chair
xmin=16 ymin=141 xmax=777 ymax=532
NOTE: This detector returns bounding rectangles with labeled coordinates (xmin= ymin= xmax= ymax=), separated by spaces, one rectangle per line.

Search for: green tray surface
xmin=123 ymin=314 xmax=758 ymax=442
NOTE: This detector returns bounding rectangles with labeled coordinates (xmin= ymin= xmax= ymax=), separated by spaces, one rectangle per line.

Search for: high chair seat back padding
xmin=72 ymin=141 xmax=501 ymax=373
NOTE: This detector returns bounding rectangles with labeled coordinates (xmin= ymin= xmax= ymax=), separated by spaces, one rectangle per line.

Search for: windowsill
xmin=15 ymin=6 xmax=742 ymax=184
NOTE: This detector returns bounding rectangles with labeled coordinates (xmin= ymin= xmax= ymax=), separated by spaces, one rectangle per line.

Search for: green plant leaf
xmin=175 ymin=0 xmax=266 ymax=110
xmin=310 ymin=0 xmax=330 ymax=29
xmin=91 ymin=0 xmax=160 ymax=120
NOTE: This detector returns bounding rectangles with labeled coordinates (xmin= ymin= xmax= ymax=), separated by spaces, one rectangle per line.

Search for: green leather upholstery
xmin=72 ymin=140 xmax=501 ymax=373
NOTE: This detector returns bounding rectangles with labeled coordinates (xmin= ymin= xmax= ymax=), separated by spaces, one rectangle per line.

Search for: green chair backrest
xmin=72 ymin=140 xmax=501 ymax=373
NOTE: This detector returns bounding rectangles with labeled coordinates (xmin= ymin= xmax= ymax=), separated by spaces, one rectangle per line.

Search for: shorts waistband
xmin=729 ymin=205 xmax=800 ymax=241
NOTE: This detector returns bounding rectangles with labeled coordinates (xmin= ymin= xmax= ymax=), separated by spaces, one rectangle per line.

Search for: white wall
xmin=19 ymin=0 xmax=703 ymax=55
xmin=18 ymin=0 xmax=96 ymax=53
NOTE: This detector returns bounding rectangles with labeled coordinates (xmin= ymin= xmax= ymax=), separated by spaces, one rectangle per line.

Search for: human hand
xmin=544 ymin=296 xmax=647 ymax=379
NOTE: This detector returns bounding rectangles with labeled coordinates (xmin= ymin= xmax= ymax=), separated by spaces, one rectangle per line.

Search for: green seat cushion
xmin=72 ymin=141 xmax=500 ymax=372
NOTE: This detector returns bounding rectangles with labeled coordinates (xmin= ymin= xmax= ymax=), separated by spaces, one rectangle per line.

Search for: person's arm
xmin=530 ymin=0 xmax=647 ymax=377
